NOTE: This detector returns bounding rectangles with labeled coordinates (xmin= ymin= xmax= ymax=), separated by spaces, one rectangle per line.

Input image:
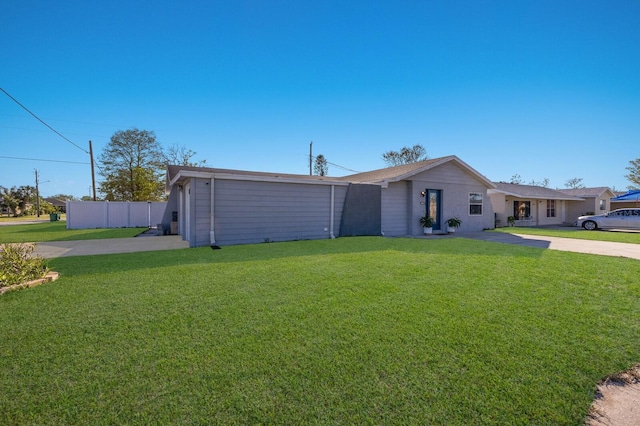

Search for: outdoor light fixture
xmin=420 ymin=191 xmax=426 ymax=197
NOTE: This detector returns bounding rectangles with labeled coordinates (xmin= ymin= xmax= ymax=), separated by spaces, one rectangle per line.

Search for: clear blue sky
xmin=2 ymin=0 xmax=639 ymax=198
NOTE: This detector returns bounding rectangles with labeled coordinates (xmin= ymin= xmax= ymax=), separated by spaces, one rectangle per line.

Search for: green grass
xmin=0 ymin=214 xmax=63 ymax=222
xmin=493 ymin=226 xmax=640 ymax=244
xmin=0 ymin=221 xmax=145 ymax=243
xmin=1 ymin=237 xmax=639 ymax=424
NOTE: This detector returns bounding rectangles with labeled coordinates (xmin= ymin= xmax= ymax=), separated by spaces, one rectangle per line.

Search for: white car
xmin=576 ymin=208 xmax=640 ymax=230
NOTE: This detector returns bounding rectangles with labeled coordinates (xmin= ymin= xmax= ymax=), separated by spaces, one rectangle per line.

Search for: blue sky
xmin=2 ymin=0 xmax=639 ymax=198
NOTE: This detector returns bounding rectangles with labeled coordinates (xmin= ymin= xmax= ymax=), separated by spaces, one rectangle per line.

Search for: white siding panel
xmin=67 ymin=201 xmax=167 ymax=229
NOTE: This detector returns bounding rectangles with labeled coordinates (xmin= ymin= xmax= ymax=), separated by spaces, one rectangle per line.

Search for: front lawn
xmin=0 ymin=221 xmax=144 ymax=243
xmin=1 ymin=237 xmax=639 ymax=424
xmin=493 ymin=226 xmax=640 ymax=244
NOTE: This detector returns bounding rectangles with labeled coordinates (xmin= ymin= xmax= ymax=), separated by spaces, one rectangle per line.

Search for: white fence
xmin=66 ymin=201 xmax=167 ymax=229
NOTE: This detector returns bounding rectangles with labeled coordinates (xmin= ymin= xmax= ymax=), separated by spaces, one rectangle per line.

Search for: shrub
xmin=0 ymin=243 xmax=48 ymax=287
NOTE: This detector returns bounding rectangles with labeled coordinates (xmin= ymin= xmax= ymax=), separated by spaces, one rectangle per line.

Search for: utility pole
xmin=309 ymin=141 xmax=313 ymax=176
xmin=89 ymin=140 xmax=97 ymax=201
xmin=34 ymin=169 xmax=40 ymax=217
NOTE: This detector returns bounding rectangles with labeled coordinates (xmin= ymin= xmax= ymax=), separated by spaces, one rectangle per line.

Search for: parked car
xmin=576 ymin=208 xmax=640 ymax=230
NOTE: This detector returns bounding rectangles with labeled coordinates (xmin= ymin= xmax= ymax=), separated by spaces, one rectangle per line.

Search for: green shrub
xmin=0 ymin=243 xmax=48 ymax=287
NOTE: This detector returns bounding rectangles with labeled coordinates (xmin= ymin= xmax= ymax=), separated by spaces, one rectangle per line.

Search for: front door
xmin=426 ymin=189 xmax=442 ymax=231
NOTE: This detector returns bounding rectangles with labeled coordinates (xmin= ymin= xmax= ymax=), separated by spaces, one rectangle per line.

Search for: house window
xmin=546 ymin=200 xmax=556 ymax=218
xmin=469 ymin=193 xmax=483 ymax=215
xmin=513 ymin=201 xmax=531 ymax=219
xmin=599 ymin=199 xmax=606 ymax=210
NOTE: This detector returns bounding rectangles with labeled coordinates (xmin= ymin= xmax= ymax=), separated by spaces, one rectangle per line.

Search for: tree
xmin=564 ymin=177 xmax=585 ymax=189
xmin=382 ymin=144 xmax=428 ymax=166
xmin=164 ymin=144 xmax=206 ymax=167
xmin=98 ymin=128 xmax=166 ymax=201
xmin=50 ymin=194 xmax=76 ymax=201
xmin=313 ymin=154 xmax=329 ymax=176
xmin=625 ymin=158 xmax=640 ymax=190
xmin=528 ymin=178 xmax=550 ymax=188
xmin=510 ymin=174 xmax=523 ymax=184
xmin=0 ymin=186 xmax=35 ymax=216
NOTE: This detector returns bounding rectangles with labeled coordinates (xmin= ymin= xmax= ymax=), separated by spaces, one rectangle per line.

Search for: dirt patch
xmin=586 ymin=364 xmax=640 ymax=426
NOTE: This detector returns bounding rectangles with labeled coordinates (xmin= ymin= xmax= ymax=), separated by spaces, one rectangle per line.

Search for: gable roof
xmin=559 ymin=187 xmax=615 ymax=198
xmin=338 ymin=155 xmax=495 ymax=188
xmin=167 ymin=155 xmax=496 ymax=189
xmin=489 ymin=182 xmax=584 ymax=200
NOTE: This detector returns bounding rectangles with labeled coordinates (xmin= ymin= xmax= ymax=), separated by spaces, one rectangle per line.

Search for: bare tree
xmin=164 ymin=144 xmax=206 ymax=167
xmin=564 ymin=177 xmax=585 ymax=189
xmin=382 ymin=144 xmax=427 ymax=166
xmin=510 ymin=174 xmax=523 ymax=184
xmin=528 ymin=178 xmax=550 ymax=187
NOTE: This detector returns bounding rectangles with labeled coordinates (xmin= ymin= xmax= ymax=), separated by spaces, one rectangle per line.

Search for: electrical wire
xmin=0 ymin=155 xmax=89 ymax=165
xmin=0 ymin=87 xmax=89 ymax=154
xmin=311 ymin=155 xmax=360 ymax=174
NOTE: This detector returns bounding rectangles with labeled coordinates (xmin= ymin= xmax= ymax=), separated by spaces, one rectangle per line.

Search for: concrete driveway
xmin=463 ymin=232 xmax=640 ymax=260
xmin=34 ymin=235 xmax=189 ymax=258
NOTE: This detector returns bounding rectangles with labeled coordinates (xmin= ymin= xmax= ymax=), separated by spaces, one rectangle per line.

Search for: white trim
xmin=170 ymin=170 xmax=352 ymax=187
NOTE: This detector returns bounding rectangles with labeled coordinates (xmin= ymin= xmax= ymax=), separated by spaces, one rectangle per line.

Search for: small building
xmin=610 ymin=190 xmax=640 ymax=209
xmin=163 ymin=155 xmax=496 ymax=247
xmin=559 ymin=187 xmax=616 ymax=222
xmin=489 ymin=183 xmax=584 ymax=227
xmin=44 ymin=197 xmax=68 ymax=213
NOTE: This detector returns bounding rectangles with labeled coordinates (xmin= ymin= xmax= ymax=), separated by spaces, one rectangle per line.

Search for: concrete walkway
xmin=462 ymin=232 xmax=640 ymax=260
xmin=34 ymin=235 xmax=189 ymax=258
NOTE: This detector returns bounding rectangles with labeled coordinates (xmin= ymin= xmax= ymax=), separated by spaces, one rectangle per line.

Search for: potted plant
xmin=419 ymin=215 xmax=434 ymax=235
xmin=445 ymin=217 xmax=462 ymax=233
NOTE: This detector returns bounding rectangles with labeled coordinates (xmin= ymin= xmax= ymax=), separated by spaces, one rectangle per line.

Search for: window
xmin=469 ymin=193 xmax=483 ymax=215
xmin=546 ymin=200 xmax=556 ymax=218
xmin=599 ymin=199 xmax=606 ymax=210
xmin=513 ymin=201 xmax=531 ymax=219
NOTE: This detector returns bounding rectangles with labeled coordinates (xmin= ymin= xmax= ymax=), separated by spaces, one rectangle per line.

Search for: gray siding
xmin=407 ymin=162 xmax=494 ymax=234
xmin=187 ymin=178 xmax=347 ymax=246
xmin=381 ymin=181 xmax=410 ymax=236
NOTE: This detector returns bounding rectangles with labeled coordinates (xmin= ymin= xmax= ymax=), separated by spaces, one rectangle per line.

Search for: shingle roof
xmin=337 ymin=157 xmax=450 ymax=183
xmin=167 ymin=155 xmax=495 ymax=189
xmin=491 ymin=182 xmax=584 ymax=200
xmin=167 ymin=164 xmax=338 ymax=184
xmin=558 ymin=187 xmax=614 ymax=198
xmin=338 ymin=155 xmax=495 ymax=187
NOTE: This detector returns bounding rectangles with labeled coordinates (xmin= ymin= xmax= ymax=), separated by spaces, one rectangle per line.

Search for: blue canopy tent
xmin=611 ymin=190 xmax=640 ymax=206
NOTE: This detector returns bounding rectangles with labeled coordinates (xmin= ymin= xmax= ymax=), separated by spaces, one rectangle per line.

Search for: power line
xmin=0 ymin=155 xmax=89 ymax=165
xmin=0 ymin=87 xmax=89 ymax=154
xmin=311 ymin=154 xmax=360 ymax=174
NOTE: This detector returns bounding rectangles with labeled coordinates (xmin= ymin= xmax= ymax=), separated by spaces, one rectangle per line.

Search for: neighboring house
xmin=610 ymin=190 xmax=640 ymax=209
xmin=559 ymin=187 xmax=616 ymax=222
xmin=489 ymin=183 xmax=584 ymax=227
xmin=44 ymin=197 xmax=67 ymax=213
xmin=163 ymin=155 xmax=496 ymax=247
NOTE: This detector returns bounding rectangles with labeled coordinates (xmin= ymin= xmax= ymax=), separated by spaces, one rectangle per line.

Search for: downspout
xmin=330 ymin=185 xmax=336 ymax=239
xmin=209 ymin=177 xmax=216 ymax=245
